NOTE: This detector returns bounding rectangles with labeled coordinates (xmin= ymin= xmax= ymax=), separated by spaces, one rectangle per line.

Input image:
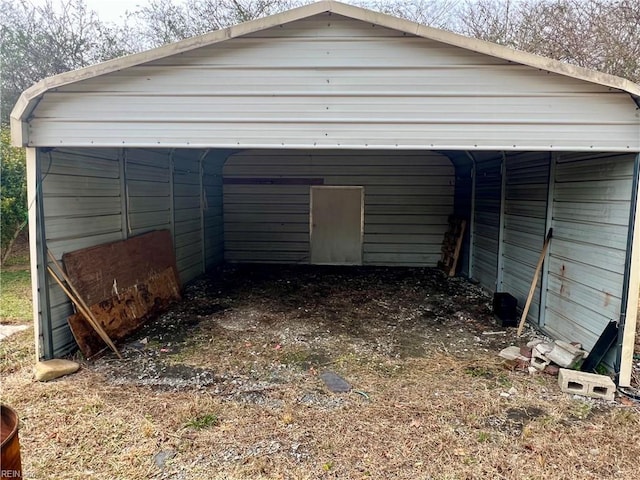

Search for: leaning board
xmin=62 ymin=230 xmax=179 ymax=305
xmin=62 ymin=230 xmax=181 ymax=358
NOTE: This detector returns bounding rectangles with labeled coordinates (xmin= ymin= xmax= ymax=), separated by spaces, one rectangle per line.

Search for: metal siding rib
xmin=223 ymin=150 xmax=454 ymax=266
xmin=473 ymin=156 xmax=502 ymax=291
xmin=43 ymin=148 xmax=123 ymax=356
xmin=126 ymin=149 xmax=171 ymax=236
xmin=171 ymin=150 xmax=207 ymax=283
xmin=202 ymin=150 xmax=228 ymax=268
xmin=500 ymin=152 xmax=550 ymax=324
xmin=26 ymin=16 xmax=639 ymax=150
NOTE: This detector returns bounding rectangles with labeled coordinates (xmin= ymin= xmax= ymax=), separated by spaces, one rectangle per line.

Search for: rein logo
xmin=1 ymin=470 xmax=22 ymax=478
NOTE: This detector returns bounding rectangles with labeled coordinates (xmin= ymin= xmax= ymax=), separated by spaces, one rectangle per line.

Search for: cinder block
xmin=531 ymin=350 xmax=550 ymax=370
xmin=558 ymin=369 xmax=616 ymax=401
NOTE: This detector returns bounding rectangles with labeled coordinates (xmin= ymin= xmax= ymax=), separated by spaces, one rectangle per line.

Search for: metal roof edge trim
xmin=18 ymin=143 xmax=640 ymax=152
xmin=10 ymin=0 xmax=640 ymax=146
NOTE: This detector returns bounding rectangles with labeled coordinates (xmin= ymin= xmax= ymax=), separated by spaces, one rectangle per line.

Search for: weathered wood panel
xmin=68 ymin=267 xmax=180 ymax=358
xmin=62 ymin=230 xmax=178 ymax=305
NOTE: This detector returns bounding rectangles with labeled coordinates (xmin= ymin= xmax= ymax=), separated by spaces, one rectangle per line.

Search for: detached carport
xmin=11 ymin=1 xmax=640 ymax=385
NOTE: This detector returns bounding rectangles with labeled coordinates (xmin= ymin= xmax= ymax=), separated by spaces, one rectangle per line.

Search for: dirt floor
xmin=2 ymin=265 xmax=640 ymax=479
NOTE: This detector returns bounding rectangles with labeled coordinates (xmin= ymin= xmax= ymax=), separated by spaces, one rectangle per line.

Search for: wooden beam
xmin=517 ymin=228 xmax=553 ymax=337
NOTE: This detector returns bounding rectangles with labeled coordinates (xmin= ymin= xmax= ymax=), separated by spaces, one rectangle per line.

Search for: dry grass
xmin=3 ymin=340 xmax=639 ymax=479
xmin=2 ymin=266 xmax=640 ymax=479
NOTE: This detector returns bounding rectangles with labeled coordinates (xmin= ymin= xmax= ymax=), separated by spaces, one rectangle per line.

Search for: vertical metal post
xmin=616 ymin=153 xmax=640 ymax=386
xmin=119 ymin=148 xmax=129 ymax=238
xmin=538 ymin=152 xmax=556 ymax=327
xmin=199 ymin=149 xmax=210 ymax=273
xmin=168 ymin=149 xmax=176 ymax=246
xmin=496 ymin=153 xmax=507 ymax=291
xmin=466 ymin=152 xmax=476 ymax=279
xmin=27 ymin=148 xmax=53 ymax=360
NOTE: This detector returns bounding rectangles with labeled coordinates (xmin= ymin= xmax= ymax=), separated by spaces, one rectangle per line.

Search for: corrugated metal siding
xmin=173 ymin=149 xmax=205 ymax=283
xmin=223 ymin=150 xmax=454 ymax=265
xmin=28 ymin=13 xmax=639 ymax=150
xmin=43 ymin=148 xmax=124 ymax=357
xmin=126 ymin=149 xmax=171 ymax=236
xmin=473 ymin=155 xmax=502 ymax=291
xmin=203 ymin=150 xmax=228 ymax=268
xmin=452 ymin=158 xmax=473 ymax=276
xmin=501 ymin=152 xmax=550 ymax=323
xmin=35 ymin=146 xmax=230 ymax=358
xmin=544 ymin=153 xmax=635 ymax=350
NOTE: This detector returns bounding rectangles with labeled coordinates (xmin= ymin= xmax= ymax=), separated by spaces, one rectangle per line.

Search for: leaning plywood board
xmin=63 ymin=230 xmax=181 ymax=358
xmin=62 ymin=230 xmax=179 ymax=305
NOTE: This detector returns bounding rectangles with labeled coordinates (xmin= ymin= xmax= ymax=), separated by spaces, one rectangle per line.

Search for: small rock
xmin=34 ymin=359 xmax=80 ymax=382
xmin=499 ymin=392 xmax=510 ymax=398
xmin=320 ymin=371 xmax=351 ymax=393
xmin=499 ymin=346 xmax=529 ymax=362
xmin=153 ymin=450 xmax=175 ymax=468
xmin=508 ymin=387 xmax=518 ymax=396
xmin=528 ymin=366 xmax=539 ymax=375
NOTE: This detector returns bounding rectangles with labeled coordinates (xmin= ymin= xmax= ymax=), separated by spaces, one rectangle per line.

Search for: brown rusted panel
xmin=67 ymin=267 xmax=181 ymax=359
xmin=67 ymin=314 xmax=108 ymax=360
xmin=62 ymin=230 xmax=179 ymax=306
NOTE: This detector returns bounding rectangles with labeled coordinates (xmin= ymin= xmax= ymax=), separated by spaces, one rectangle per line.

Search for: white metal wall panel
xmin=223 ymin=150 xmax=454 ymax=265
xmin=125 ymin=149 xmax=171 ymax=236
xmin=544 ymin=153 xmax=635 ymax=350
xmin=28 ymin=13 xmax=639 ymax=151
xmin=473 ymin=156 xmax=502 ymax=291
xmin=173 ymin=149 xmax=205 ymax=283
xmin=501 ymin=153 xmax=550 ymax=323
xmin=43 ymin=148 xmax=124 ymax=357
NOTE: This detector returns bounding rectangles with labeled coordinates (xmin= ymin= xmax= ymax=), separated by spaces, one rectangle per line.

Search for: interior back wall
xmin=222 ymin=150 xmax=455 ymax=266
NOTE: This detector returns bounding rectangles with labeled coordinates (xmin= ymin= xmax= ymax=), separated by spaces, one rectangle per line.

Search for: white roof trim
xmin=11 ymin=0 xmax=640 ymax=146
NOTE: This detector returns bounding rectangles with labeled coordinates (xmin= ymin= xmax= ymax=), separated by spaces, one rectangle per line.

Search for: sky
xmin=28 ymin=0 xmax=152 ymax=23
xmin=85 ymin=0 xmax=144 ymax=22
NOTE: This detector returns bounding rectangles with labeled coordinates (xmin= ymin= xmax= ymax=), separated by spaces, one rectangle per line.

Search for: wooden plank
xmin=517 ymin=228 xmax=553 ymax=337
xmin=67 ymin=267 xmax=180 ymax=359
xmin=62 ymin=230 xmax=179 ymax=305
xmin=438 ymin=216 xmax=466 ymax=276
xmin=47 ymin=263 xmax=122 ymax=359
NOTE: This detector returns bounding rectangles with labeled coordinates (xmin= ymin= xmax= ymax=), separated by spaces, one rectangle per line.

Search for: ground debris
xmin=319 ymin=371 xmax=351 ymax=393
xmin=90 ymin=265 xmax=514 ymax=394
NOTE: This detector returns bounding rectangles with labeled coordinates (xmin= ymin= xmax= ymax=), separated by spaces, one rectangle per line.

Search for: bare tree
xmin=0 ymin=0 xmax=131 ymax=123
xmin=358 ymin=0 xmax=462 ymax=29
xmin=457 ymin=0 xmax=640 ymax=82
xmin=132 ymin=0 xmax=303 ymax=47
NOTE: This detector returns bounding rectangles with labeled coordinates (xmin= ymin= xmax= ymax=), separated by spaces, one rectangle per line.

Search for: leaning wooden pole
xmin=46 ymin=250 xmax=122 ymax=358
xmin=516 ymin=228 xmax=553 ymax=337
